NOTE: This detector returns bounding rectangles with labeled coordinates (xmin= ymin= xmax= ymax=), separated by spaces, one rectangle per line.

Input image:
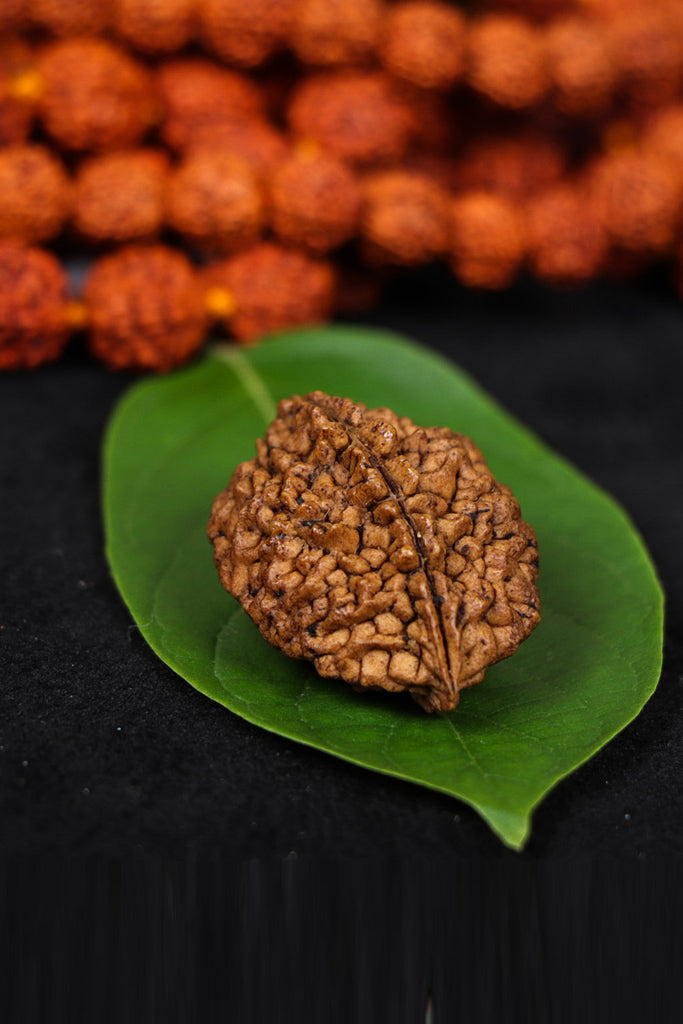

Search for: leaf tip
xmin=477 ymin=805 xmax=531 ymax=851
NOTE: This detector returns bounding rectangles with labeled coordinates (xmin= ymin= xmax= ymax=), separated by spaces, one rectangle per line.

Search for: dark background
xmin=2 ymin=268 xmax=682 ymax=1019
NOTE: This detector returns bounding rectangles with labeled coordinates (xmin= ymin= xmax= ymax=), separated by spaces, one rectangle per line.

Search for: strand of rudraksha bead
xmin=3 ymin=1 xmax=683 ymax=371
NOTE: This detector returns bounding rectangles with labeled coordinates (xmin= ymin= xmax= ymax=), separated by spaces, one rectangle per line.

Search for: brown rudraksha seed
xmin=73 ymin=149 xmax=169 ymax=246
xmin=113 ymin=0 xmax=196 ymax=55
xmin=198 ymin=0 xmax=295 ymax=68
xmin=359 ymin=169 xmax=451 ymax=267
xmin=0 ymin=242 xmax=71 ymax=370
xmin=83 ymin=244 xmax=207 ymax=372
xmin=36 ymin=38 xmax=155 ymax=153
xmin=269 ymin=149 xmax=362 ymax=254
xmin=287 ymin=70 xmax=413 ymax=167
xmin=155 ymin=58 xmax=265 ymax=154
xmin=379 ymin=0 xmax=467 ymax=92
xmin=465 ymin=14 xmax=548 ymax=110
xmin=601 ymin=6 xmax=683 ymax=110
xmin=167 ymin=150 xmax=264 ymax=255
xmin=0 ymin=144 xmax=71 ymax=245
xmin=543 ymin=15 xmax=618 ymax=117
xmin=450 ymin=191 xmax=526 ymax=290
xmin=202 ymin=242 xmax=336 ymax=342
xmin=208 ymin=392 xmax=540 ymax=713
xmin=289 ymin=0 xmax=384 ymax=68
xmin=585 ymin=149 xmax=683 ymax=256
xmin=526 ymin=181 xmax=608 ymax=288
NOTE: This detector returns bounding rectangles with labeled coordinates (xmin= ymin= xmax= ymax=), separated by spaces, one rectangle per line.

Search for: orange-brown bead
xmin=450 ymin=191 xmax=526 ymax=289
xmin=73 ymin=149 xmax=169 ymax=245
xmin=84 ymin=244 xmax=207 ymax=372
xmin=290 ymin=0 xmax=384 ymax=68
xmin=167 ymin=150 xmax=264 ymax=254
xmin=113 ymin=0 xmax=196 ymax=55
xmin=199 ymin=0 xmax=295 ymax=67
xmin=602 ymin=6 xmax=683 ymax=110
xmin=380 ymin=1 xmax=467 ymax=91
xmin=154 ymin=57 xmax=265 ymax=154
xmin=526 ymin=182 xmax=609 ymax=287
xmin=360 ymin=169 xmax=452 ymax=266
xmin=36 ymin=38 xmax=154 ymax=153
xmin=0 ymin=241 xmax=71 ymax=370
xmin=269 ymin=149 xmax=361 ymax=254
xmin=287 ymin=70 xmax=413 ymax=167
xmin=585 ymin=149 xmax=683 ymax=255
xmin=465 ymin=14 xmax=549 ymax=110
xmin=0 ymin=144 xmax=71 ymax=244
xmin=543 ymin=15 xmax=618 ymax=117
xmin=202 ymin=242 xmax=336 ymax=342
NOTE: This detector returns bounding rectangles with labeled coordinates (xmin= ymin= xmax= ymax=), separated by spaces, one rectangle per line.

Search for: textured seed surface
xmin=208 ymin=392 xmax=540 ymax=712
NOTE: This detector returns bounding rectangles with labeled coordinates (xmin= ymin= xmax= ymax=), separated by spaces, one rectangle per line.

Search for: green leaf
xmin=102 ymin=327 xmax=664 ymax=849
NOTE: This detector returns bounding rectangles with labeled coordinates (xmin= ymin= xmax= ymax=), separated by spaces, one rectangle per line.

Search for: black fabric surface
xmin=2 ymin=270 xmax=682 ymax=1018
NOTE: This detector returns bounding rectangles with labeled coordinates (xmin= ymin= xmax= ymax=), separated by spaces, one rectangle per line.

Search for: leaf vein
xmin=210 ymin=345 xmax=277 ymax=424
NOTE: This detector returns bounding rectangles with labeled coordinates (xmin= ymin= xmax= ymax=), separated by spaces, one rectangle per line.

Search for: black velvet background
xmin=2 ymin=269 xmax=682 ymax=1018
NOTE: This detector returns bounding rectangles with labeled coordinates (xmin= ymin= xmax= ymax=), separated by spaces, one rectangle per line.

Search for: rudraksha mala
xmin=2 ymin=0 xmax=683 ymax=372
xmin=0 ymin=239 xmax=337 ymax=371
